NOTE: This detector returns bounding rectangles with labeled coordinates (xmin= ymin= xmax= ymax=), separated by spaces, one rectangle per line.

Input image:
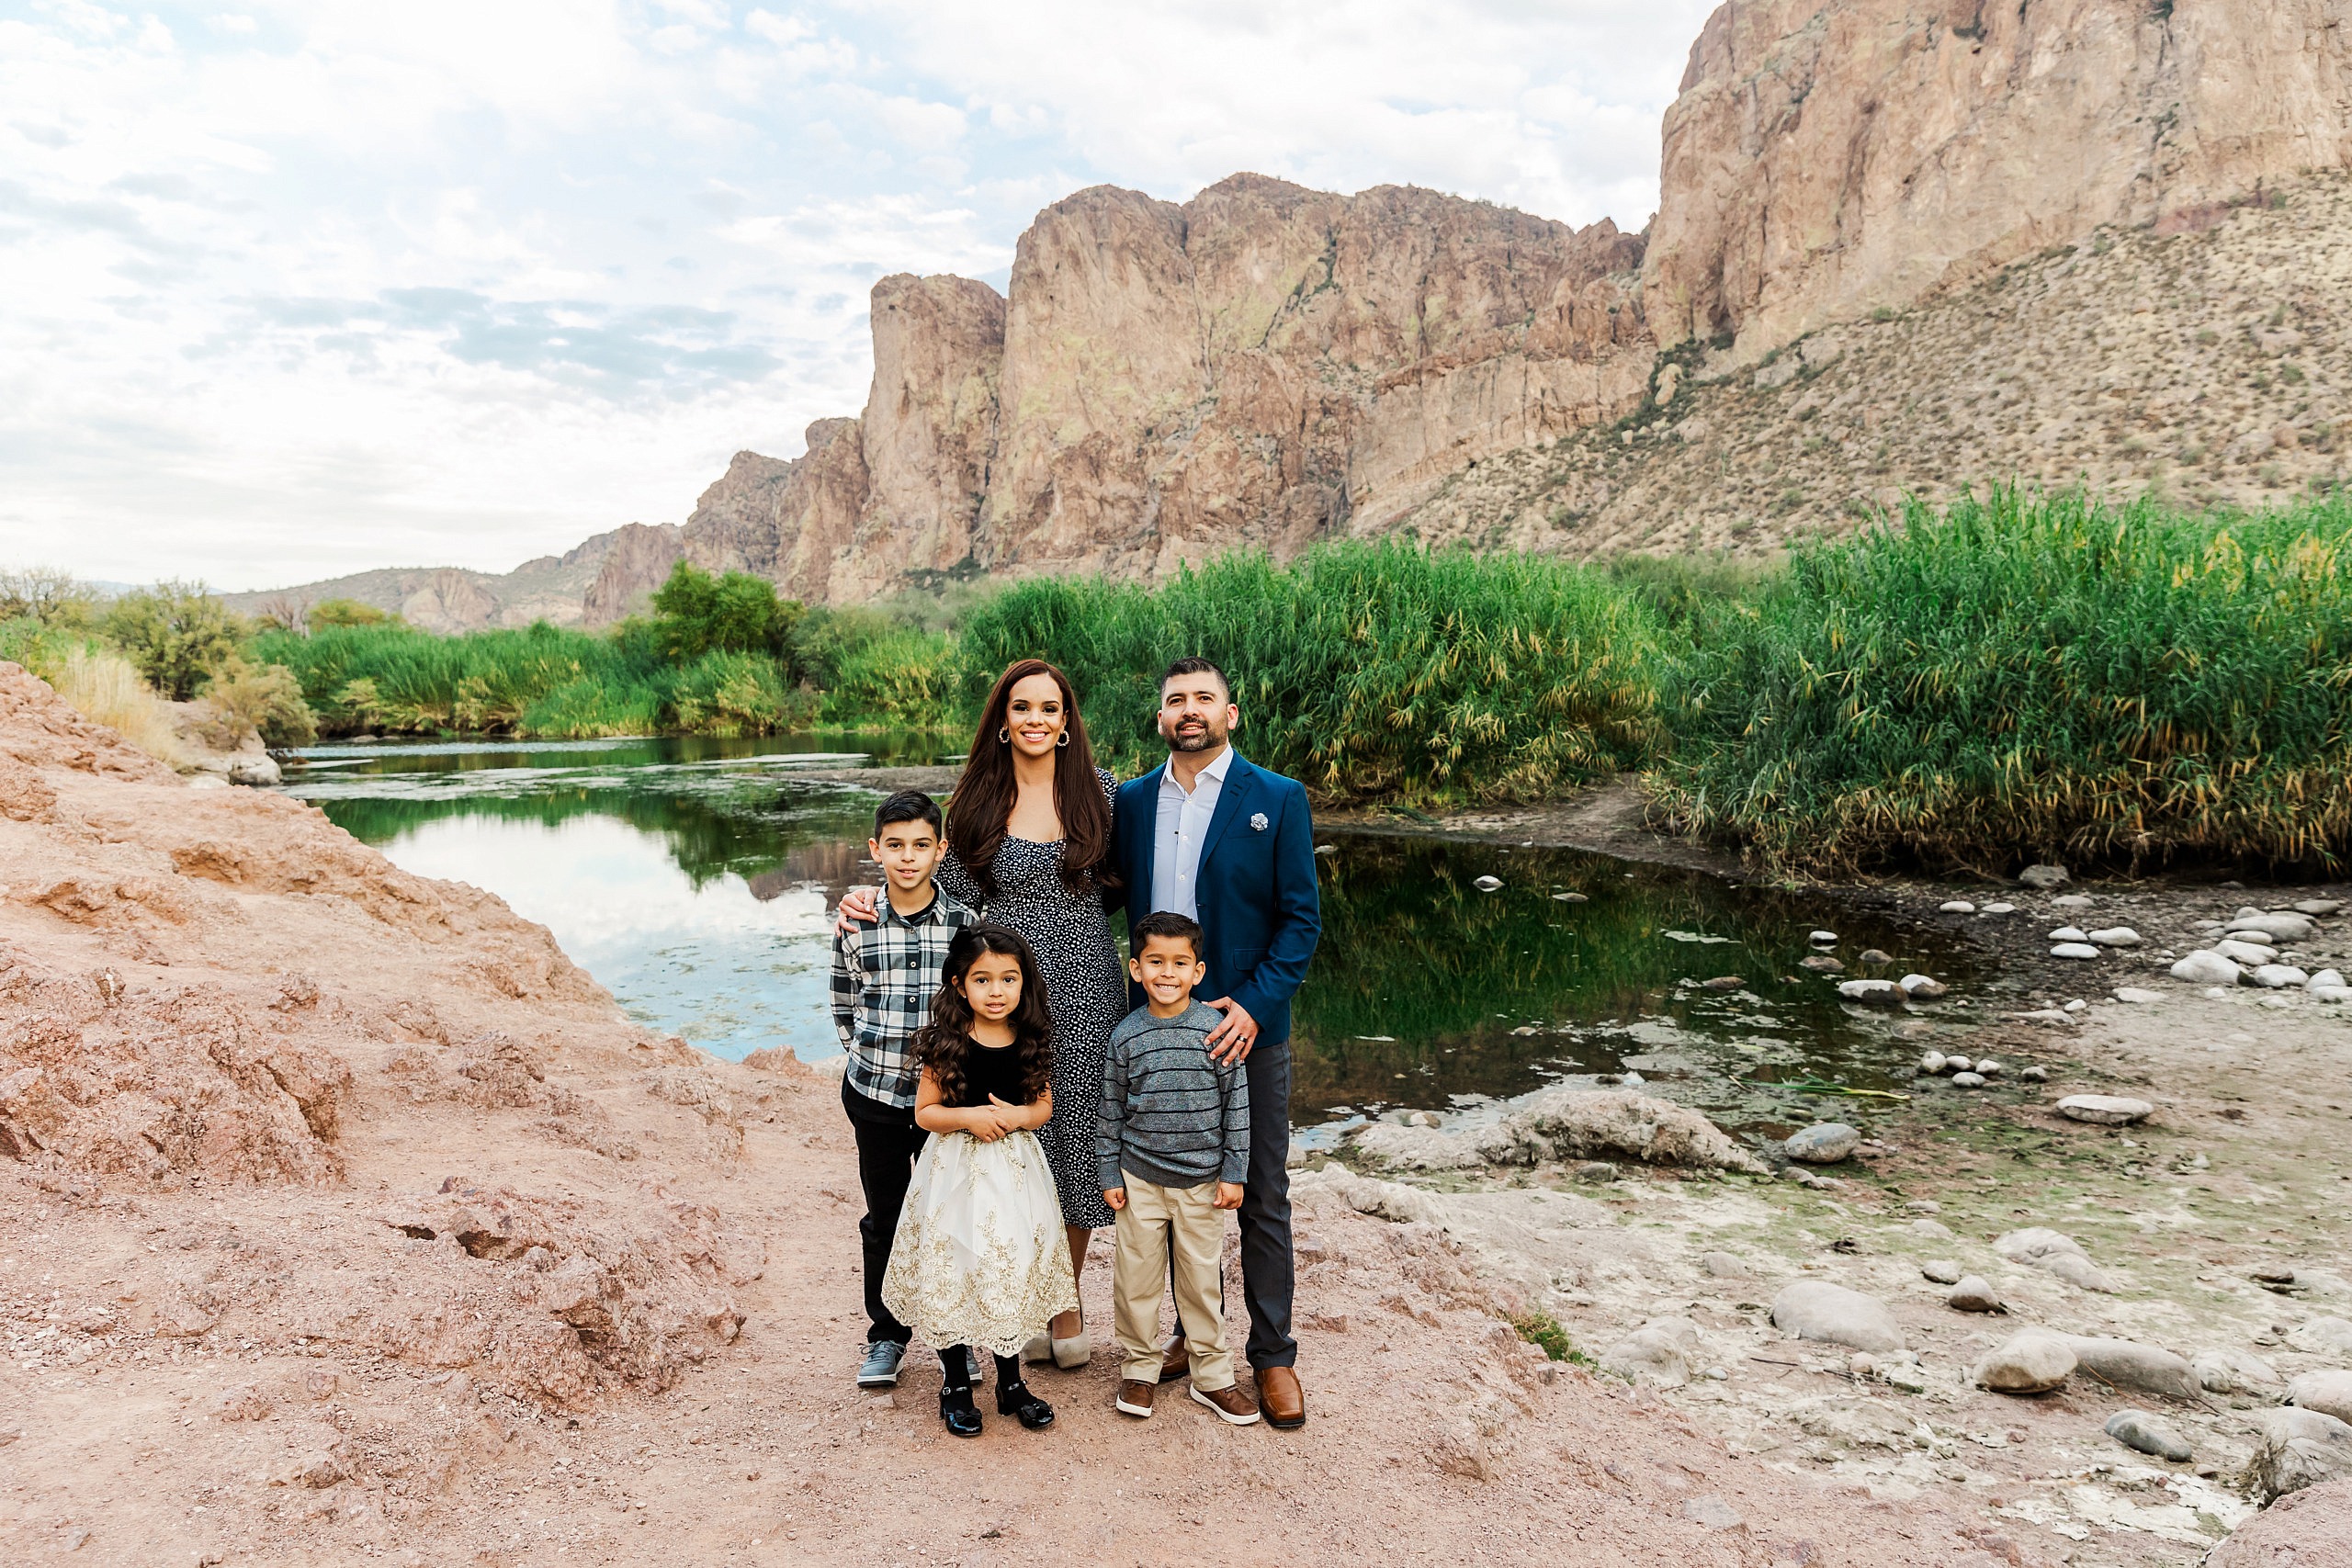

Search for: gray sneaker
xmin=857 ymin=1340 xmax=907 ymax=1388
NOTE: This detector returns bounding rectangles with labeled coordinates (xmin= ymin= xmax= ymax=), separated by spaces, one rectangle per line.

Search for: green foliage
xmin=667 ymin=650 xmax=818 ymax=736
xmin=956 ymin=542 xmax=1668 ymax=804
xmin=1511 ymin=1313 xmax=1588 ymax=1365
xmin=199 ymin=655 xmax=319 ymax=747
xmin=795 ymin=606 xmax=960 ymax=728
xmin=103 ymin=581 xmax=246 ymax=700
xmin=1654 ymin=487 xmax=2352 ymax=874
xmin=650 ymin=561 xmax=803 ymax=665
xmin=0 ymin=567 xmax=100 ymax=630
xmin=310 ymin=598 xmax=396 ymax=628
xmin=1600 ymin=552 xmax=1781 ymax=637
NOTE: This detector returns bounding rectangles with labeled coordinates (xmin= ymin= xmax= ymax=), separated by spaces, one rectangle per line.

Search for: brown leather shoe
xmin=1255 ymin=1365 xmax=1306 ymax=1429
xmin=1159 ymin=1336 xmax=1191 ymax=1382
xmin=1114 ymin=1379 xmax=1156 ymax=1418
xmin=1190 ymin=1383 xmax=1261 ymax=1426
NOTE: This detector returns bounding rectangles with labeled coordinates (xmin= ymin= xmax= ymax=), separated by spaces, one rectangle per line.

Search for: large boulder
xmin=1770 ymin=1281 xmax=1904 ymax=1354
xmin=1351 ymin=1087 xmax=1767 ymax=1175
xmin=1783 ymin=1123 xmax=1860 ymax=1164
xmin=2206 ymin=1476 xmax=2352 ymax=1567
xmin=2245 ymin=1407 xmax=2352 ymax=1504
xmin=2067 ymin=1338 xmax=2199 ymax=1402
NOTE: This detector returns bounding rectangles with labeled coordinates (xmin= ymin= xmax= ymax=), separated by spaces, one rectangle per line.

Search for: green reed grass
xmin=956 ymin=541 xmax=1669 ymax=804
xmin=1654 ymin=487 xmax=2352 ymax=874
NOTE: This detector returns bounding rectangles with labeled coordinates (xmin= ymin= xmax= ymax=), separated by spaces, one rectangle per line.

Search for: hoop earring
xmin=998 ymin=728 xmax=1010 ymax=744
xmin=1055 ymin=731 xmax=1069 ymax=749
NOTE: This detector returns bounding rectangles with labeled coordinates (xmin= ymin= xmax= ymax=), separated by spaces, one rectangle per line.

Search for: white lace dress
xmin=880 ymin=1097 xmax=1079 ymax=1358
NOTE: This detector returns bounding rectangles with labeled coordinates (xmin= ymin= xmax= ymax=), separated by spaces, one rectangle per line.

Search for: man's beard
xmin=1166 ymin=718 xmax=1224 ymax=753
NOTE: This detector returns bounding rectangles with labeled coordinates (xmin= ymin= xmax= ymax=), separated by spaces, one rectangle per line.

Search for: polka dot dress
xmin=936 ymin=768 xmax=1125 ymax=1232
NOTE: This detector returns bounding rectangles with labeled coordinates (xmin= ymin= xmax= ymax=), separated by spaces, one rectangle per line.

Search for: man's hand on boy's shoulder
xmin=1102 ymin=1187 xmax=1126 ymax=1212
xmin=1214 ymin=1181 xmax=1244 ymax=1210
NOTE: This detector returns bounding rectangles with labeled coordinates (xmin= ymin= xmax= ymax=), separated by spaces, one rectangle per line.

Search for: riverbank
xmin=1 ymin=660 xmax=2041 ymax=1566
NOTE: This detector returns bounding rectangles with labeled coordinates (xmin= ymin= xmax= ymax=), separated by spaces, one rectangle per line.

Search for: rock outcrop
xmin=571 ymin=175 xmax=1652 ymax=611
xmin=1645 ymin=0 xmax=2352 ymax=364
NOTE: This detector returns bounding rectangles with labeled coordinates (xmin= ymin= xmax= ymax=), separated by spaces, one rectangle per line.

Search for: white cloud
xmin=0 ymin=0 xmax=1715 ymax=589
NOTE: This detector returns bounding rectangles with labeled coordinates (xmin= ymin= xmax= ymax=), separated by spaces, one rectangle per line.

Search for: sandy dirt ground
xmin=1 ymin=671 xmax=2339 ymax=1566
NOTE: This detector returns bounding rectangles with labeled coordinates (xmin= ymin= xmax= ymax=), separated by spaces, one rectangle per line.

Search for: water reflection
xmin=284 ymin=737 xmax=1985 ymax=1135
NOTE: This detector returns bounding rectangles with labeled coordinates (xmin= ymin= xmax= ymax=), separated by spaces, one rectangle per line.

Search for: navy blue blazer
xmin=1109 ymin=751 xmax=1321 ymax=1044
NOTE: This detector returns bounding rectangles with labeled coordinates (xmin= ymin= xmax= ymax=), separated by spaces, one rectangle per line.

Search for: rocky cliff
xmin=247 ymin=1 xmax=2352 ymax=616
xmin=1644 ymin=0 xmax=2352 ymax=364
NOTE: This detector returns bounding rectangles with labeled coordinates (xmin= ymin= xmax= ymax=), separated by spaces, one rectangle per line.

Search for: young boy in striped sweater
xmin=1097 ymin=910 xmax=1259 ymax=1425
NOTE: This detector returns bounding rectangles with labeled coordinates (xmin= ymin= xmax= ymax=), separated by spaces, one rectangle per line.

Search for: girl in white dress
xmin=881 ymin=922 xmax=1078 ymax=1436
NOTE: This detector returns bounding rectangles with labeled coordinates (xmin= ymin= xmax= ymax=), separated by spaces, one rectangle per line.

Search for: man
xmin=1109 ymin=656 xmax=1321 ymax=1429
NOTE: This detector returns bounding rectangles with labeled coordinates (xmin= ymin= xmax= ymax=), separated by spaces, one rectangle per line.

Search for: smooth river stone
xmin=2057 ymin=1095 xmax=2154 ymax=1125
xmin=2233 ymin=908 xmax=2316 ymax=942
xmin=2087 ymin=927 xmax=2143 ymax=946
xmin=1921 ymin=1259 xmax=1963 ymax=1285
xmin=1784 ymin=1123 xmax=1860 ymax=1164
xmin=2068 ymin=1337 xmax=2199 ymax=1401
xmin=1946 ymin=1276 xmax=2005 ymax=1313
xmin=2105 ymin=1408 xmax=2193 ymax=1462
xmin=1975 ymin=1329 xmax=2076 ymax=1393
xmin=1898 ymin=973 xmax=1948 ymax=998
xmin=1770 ymin=1280 xmax=1904 ymax=1353
xmin=2291 ymin=1317 xmax=2352 ymax=1356
xmin=2197 ymin=1349 xmax=2283 ymax=1394
xmin=2254 ymin=964 xmax=2312 ymax=989
xmin=2291 ymin=1370 xmax=2352 ymax=1425
xmin=1939 ymin=900 xmax=1975 ymax=913
xmin=1837 ymin=978 xmax=1903 ymax=1005
xmin=2051 ymin=942 xmax=2102 ymax=959
xmin=2171 ymin=951 xmax=2243 ymax=985
xmin=2113 ymin=987 xmax=2165 ymax=1003
xmin=2049 ymin=925 xmax=2090 ymax=942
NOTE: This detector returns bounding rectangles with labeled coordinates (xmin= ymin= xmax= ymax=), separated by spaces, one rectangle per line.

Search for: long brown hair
xmin=910 ymin=923 xmax=1055 ymax=1107
xmin=948 ymin=658 xmax=1114 ymax=900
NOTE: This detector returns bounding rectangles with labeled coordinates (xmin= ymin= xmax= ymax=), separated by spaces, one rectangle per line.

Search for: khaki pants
xmin=1110 ymin=1172 xmax=1233 ymax=1392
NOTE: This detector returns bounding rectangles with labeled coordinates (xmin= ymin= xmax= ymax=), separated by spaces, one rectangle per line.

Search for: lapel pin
xmin=1250 ymin=812 xmax=1268 ymax=831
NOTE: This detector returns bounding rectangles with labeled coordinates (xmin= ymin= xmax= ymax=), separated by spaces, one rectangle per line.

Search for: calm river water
xmin=277 ymin=737 xmax=1984 ymax=1141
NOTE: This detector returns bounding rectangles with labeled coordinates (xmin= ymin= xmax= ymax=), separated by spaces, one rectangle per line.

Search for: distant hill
xmin=220 ymin=529 xmax=623 ymax=633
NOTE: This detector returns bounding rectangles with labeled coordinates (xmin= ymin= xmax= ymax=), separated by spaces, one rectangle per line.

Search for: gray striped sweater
xmin=1096 ymin=1000 xmax=1251 ymax=1191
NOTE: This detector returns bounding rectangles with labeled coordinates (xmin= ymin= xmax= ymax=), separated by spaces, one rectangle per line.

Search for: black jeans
xmin=1168 ymin=1036 xmax=1297 ymax=1371
xmin=842 ymin=1081 xmax=928 ymax=1346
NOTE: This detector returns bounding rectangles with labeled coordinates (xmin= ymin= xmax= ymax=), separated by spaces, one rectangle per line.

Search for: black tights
xmin=939 ymin=1346 xmax=1021 ymax=1392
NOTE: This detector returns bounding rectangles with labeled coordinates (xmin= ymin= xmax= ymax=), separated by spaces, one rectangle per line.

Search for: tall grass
xmin=956 ymin=542 xmax=1669 ymax=803
xmin=1654 ymin=488 xmax=2352 ymax=874
xmin=43 ymin=646 xmax=190 ymax=766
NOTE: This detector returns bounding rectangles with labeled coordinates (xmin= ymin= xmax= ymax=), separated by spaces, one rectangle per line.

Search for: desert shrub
xmin=0 ymin=567 xmax=100 ymax=629
xmin=1655 ymin=487 xmax=2352 ymax=874
xmin=310 ymin=598 xmax=396 ymax=628
xmin=794 ymin=606 xmax=960 ymax=728
xmin=44 ymin=646 xmax=188 ymax=765
xmin=518 ymin=678 xmax=664 ymax=739
xmin=956 ymin=541 xmax=1669 ymax=804
xmin=198 ymin=656 xmax=319 ymax=748
xmin=104 ymin=581 xmax=245 ymax=700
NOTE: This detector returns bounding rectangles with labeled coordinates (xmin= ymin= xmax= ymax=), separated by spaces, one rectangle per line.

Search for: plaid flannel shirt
xmin=830 ymin=887 xmax=977 ymax=1109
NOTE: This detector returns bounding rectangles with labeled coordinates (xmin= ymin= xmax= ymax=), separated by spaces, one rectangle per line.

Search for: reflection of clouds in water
xmin=381 ymin=815 xmax=830 ymax=954
xmin=373 ymin=815 xmax=842 ymax=1062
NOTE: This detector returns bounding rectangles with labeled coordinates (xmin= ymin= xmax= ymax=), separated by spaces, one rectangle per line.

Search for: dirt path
xmin=0 ymin=662 xmax=2044 ymax=1566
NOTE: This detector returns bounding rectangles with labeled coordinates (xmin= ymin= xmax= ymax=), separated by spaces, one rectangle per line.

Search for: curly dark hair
xmin=909 ymin=922 xmax=1055 ymax=1108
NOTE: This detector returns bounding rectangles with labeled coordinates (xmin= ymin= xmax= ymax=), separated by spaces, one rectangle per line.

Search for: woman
xmin=838 ymin=658 xmax=1126 ymax=1367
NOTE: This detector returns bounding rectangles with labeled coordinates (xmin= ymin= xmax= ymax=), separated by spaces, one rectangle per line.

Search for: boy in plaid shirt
xmin=830 ymin=790 xmax=975 ymax=1388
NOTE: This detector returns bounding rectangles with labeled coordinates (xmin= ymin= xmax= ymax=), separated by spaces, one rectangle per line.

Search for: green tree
xmin=311 ymin=598 xmax=398 ymax=628
xmin=104 ymin=581 xmax=246 ymax=700
xmin=0 ymin=566 xmax=99 ymax=629
xmin=649 ymin=561 xmax=803 ymax=668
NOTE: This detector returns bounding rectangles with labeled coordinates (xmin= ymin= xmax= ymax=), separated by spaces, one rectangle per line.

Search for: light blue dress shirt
xmin=1149 ymin=745 xmax=1233 ymax=920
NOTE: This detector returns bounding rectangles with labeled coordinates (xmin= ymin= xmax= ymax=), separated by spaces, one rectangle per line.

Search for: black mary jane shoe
xmin=995 ymin=1379 xmax=1055 ymax=1431
xmin=939 ymin=1385 xmax=984 ymax=1438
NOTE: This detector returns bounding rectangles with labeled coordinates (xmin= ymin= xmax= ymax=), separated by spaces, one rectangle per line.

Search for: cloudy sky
xmin=0 ymin=0 xmax=1716 ymax=591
